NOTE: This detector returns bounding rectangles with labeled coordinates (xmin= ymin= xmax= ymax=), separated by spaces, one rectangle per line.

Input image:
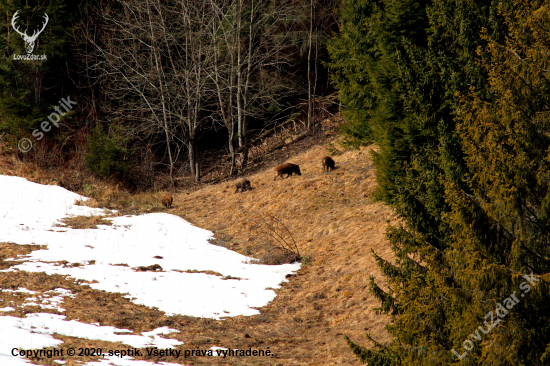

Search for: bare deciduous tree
xmin=209 ymin=0 xmax=295 ymax=174
xmin=77 ymin=0 xmax=219 ymax=183
xmin=77 ymin=0 xmax=314 ymax=182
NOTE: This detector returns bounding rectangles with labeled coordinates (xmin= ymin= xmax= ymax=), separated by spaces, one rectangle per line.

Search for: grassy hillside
xmin=0 ymin=132 xmax=395 ymax=365
xmin=169 ymin=143 xmax=396 ymax=364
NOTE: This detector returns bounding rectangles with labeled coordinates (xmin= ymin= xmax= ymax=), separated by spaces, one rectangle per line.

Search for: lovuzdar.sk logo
xmin=11 ymin=10 xmax=49 ymax=61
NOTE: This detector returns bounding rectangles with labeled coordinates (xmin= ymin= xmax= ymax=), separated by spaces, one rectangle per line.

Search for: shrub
xmin=85 ymin=124 xmax=130 ymax=178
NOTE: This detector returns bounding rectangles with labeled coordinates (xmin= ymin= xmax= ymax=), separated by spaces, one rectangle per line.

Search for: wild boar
xmin=162 ymin=194 xmax=173 ymax=209
xmin=235 ymin=178 xmax=252 ymax=193
xmin=274 ymin=163 xmax=302 ymax=180
xmin=322 ymin=156 xmax=335 ymax=172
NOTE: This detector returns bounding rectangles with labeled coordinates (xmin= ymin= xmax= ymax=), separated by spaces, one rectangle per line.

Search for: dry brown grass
xmin=0 ymin=242 xmax=46 ymax=270
xmin=0 ymin=154 xmax=60 ymax=186
xmin=56 ymin=215 xmax=113 ymax=229
xmin=166 ymin=141 xmax=397 ymax=365
xmin=1 ymin=126 xmax=397 ymax=365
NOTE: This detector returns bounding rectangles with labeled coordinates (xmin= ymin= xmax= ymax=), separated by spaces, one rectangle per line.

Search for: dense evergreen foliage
xmin=0 ymin=0 xmax=79 ymax=140
xmin=330 ymin=0 xmax=550 ymax=364
xmin=85 ymin=123 xmax=130 ymax=178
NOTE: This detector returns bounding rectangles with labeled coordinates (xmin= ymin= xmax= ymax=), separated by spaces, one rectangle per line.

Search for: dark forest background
xmin=0 ymin=0 xmax=339 ymax=187
xmin=2 ymin=0 xmax=550 ymax=364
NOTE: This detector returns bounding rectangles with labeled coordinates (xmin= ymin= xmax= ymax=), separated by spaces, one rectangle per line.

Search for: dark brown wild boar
xmin=322 ymin=156 xmax=335 ymax=172
xmin=162 ymin=195 xmax=173 ymax=209
xmin=235 ymin=178 xmax=252 ymax=193
xmin=274 ymin=163 xmax=302 ymax=180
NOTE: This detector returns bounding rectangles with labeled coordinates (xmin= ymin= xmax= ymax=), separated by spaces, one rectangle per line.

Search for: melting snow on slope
xmin=0 ymin=313 xmax=184 ymax=365
xmin=2 ymin=288 xmax=75 ymax=312
xmin=0 ymin=175 xmax=299 ymax=318
xmin=0 ymin=175 xmax=299 ymax=365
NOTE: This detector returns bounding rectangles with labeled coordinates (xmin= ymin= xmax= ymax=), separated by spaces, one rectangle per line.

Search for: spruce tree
xmin=449 ymin=1 xmax=550 ymax=363
xmin=0 ymin=0 xmax=77 ymax=145
xmin=330 ymin=0 xmax=550 ymax=364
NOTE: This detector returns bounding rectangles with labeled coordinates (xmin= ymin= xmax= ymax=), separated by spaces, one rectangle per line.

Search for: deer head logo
xmin=11 ymin=11 xmax=49 ymax=54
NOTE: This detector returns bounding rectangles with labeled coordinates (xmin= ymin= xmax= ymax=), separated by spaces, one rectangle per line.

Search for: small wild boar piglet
xmin=162 ymin=195 xmax=173 ymax=209
xmin=274 ymin=163 xmax=302 ymax=180
xmin=322 ymin=156 xmax=335 ymax=172
xmin=235 ymin=178 xmax=252 ymax=193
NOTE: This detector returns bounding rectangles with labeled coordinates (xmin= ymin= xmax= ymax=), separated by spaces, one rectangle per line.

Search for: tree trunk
xmin=148 ymin=1 xmax=174 ymax=186
xmin=307 ymin=0 xmax=315 ymax=132
xmin=236 ymin=1 xmax=244 ymax=150
xmin=229 ymin=131 xmax=236 ymax=176
xmin=164 ymin=128 xmax=174 ymax=186
xmin=194 ymin=142 xmax=200 ymax=182
xmin=188 ymin=138 xmax=200 ymax=183
xmin=240 ymin=0 xmax=254 ymax=169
